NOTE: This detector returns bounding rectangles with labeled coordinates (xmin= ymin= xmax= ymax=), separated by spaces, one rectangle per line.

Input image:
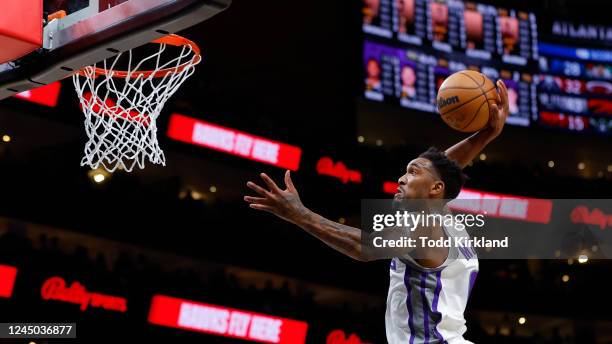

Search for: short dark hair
xmin=419 ymin=147 xmax=467 ymax=200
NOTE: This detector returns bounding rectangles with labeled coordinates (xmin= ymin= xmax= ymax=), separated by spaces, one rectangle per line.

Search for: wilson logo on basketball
xmin=437 ymin=96 xmax=460 ymax=109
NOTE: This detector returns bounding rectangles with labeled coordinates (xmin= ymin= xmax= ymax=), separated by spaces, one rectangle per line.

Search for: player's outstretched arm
xmin=445 ymin=79 xmax=510 ymax=168
xmin=245 ymin=171 xmax=369 ymax=261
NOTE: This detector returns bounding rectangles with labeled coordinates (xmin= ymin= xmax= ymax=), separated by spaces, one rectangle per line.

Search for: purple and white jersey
xmin=385 ymin=224 xmax=478 ymax=344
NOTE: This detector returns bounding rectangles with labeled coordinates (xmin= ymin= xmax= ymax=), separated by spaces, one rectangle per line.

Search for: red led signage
xmin=452 ymin=188 xmax=553 ymax=224
xmin=0 ymin=264 xmax=17 ymax=298
xmin=382 ymin=181 xmax=399 ymax=195
xmin=382 ymin=183 xmax=553 ymax=224
xmin=571 ymin=205 xmax=612 ymax=229
xmin=14 ymin=82 xmax=61 ymax=107
xmin=148 ymin=294 xmax=308 ymax=343
xmin=327 ymin=329 xmax=365 ymax=344
xmin=316 ymin=157 xmax=362 ymax=184
xmin=41 ymin=276 xmax=127 ymax=312
xmin=167 ymin=114 xmax=302 ymax=171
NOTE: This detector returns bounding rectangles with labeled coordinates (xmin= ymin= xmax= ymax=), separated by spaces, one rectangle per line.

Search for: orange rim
xmin=78 ymin=34 xmax=201 ymax=78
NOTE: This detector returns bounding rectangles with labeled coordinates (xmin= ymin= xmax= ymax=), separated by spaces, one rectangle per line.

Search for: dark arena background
xmin=1 ymin=0 xmax=612 ymax=343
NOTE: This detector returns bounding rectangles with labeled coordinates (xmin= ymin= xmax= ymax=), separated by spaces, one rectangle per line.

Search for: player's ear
xmin=430 ymin=180 xmax=445 ymax=197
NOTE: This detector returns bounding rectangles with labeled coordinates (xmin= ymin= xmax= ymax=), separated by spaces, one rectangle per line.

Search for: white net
xmin=72 ymin=36 xmax=200 ymax=172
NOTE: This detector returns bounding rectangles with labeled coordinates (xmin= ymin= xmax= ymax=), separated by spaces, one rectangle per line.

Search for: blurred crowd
xmin=0 ymin=223 xmax=608 ymax=343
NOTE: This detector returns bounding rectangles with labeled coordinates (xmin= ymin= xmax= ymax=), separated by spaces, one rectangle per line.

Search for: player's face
xmin=501 ymin=17 xmax=519 ymax=40
xmin=365 ymin=0 xmax=380 ymax=16
xmin=431 ymin=3 xmax=448 ymax=25
xmin=395 ymin=158 xmax=443 ymax=203
xmin=402 ymin=66 xmax=416 ymax=86
xmin=367 ymin=60 xmax=381 ymax=78
xmin=397 ymin=0 xmax=414 ymax=18
xmin=507 ymin=87 xmax=518 ymax=113
xmin=464 ymin=10 xmax=483 ymax=41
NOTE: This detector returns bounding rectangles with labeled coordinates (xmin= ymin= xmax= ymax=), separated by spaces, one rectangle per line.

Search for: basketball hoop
xmin=72 ymin=34 xmax=201 ymax=172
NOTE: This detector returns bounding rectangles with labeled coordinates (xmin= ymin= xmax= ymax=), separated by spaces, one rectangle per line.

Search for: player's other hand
xmin=483 ymin=79 xmax=510 ymax=141
xmin=245 ymin=170 xmax=307 ymax=224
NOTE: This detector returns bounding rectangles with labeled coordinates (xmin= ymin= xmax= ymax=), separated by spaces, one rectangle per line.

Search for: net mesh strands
xmin=72 ymin=35 xmax=201 ymax=172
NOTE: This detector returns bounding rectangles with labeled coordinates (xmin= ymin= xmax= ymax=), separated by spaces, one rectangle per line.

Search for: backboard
xmin=0 ymin=0 xmax=231 ymax=101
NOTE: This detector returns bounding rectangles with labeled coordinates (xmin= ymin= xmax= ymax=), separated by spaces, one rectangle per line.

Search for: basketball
xmin=436 ymin=70 xmax=498 ymax=132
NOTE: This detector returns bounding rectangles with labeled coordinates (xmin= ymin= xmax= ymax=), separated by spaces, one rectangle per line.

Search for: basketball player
xmin=401 ymin=65 xmax=417 ymax=99
xmin=366 ymin=58 xmax=383 ymax=92
xmin=245 ymin=80 xmax=509 ymax=343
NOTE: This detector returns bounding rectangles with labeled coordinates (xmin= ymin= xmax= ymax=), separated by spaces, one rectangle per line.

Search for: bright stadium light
xmin=548 ymin=160 xmax=554 ymax=168
xmin=518 ymin=317 xmax=526 ymax=325
xmin=2 ymin=135 xmax=11 ymax=142
xmin=87 ymin=168 xmax=110 ymax=184
xmin=578 ymin=255 xmax=588 ymax=264
xmin=562 ymin=275 xmax=570 ymax=283
xmin=190 ymin=190 xmax=203 ymax=200
xmin=93 ymin=174 xmax=105 ymax=183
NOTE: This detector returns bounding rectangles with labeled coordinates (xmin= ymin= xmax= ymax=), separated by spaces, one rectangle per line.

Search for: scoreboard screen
xmin=364 ymin=40 xmax=535 ymax=126
xmin=362 ymin=0 xmax=612 ymax=136
xmin=363 ymin=0 xmax=538 ymax=64
xmin=536 ymin=18 xmax=612 ymax=135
